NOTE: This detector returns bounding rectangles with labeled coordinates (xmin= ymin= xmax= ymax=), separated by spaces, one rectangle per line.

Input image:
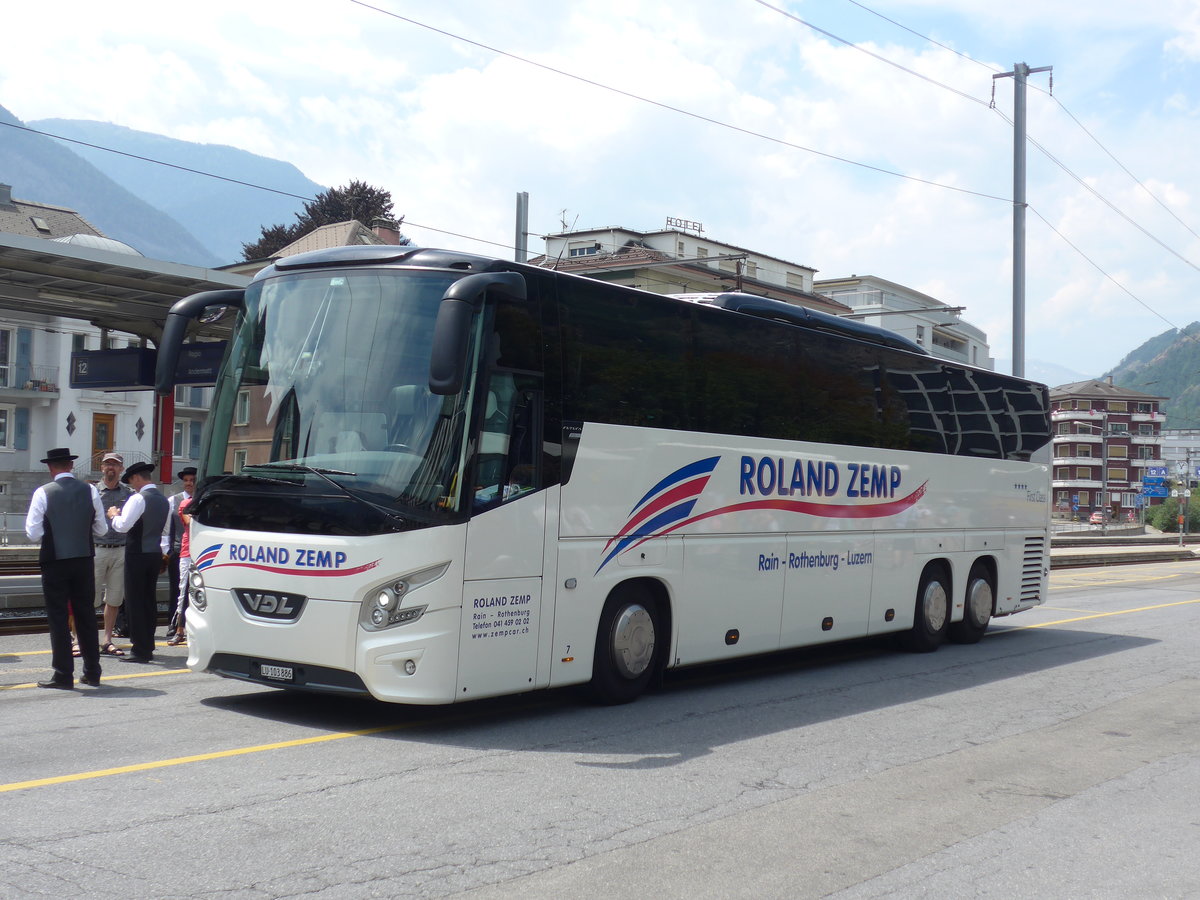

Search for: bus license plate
xmin=259 ymin=664 xmax=294 ymax=682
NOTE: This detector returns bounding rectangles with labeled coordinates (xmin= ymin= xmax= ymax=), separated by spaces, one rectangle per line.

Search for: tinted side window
xmin=559 ymin=280 xmax=689 ymax=430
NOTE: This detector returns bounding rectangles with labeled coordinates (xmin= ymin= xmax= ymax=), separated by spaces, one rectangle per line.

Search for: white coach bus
xmin=156 ymin=246 xmax=1052 ymax=705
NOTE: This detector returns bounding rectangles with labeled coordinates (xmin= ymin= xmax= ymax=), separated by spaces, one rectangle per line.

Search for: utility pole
xmin=514 ymin=192 xmax=530 ymax=263
xmin=993 ymin=62 xmax=1051 ymax=379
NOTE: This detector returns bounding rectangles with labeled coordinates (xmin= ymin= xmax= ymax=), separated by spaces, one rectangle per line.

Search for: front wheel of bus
xmin=591 ymin=585 xmax=660 ymax=705
xmin=949 ymin=563 xmax=993 ymax=644
xmin=906 ymin=565 xmax=950 ymax=653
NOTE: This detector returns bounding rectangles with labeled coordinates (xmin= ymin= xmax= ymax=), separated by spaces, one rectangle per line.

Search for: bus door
xmin=458 ymin=371 xmax=546 ymax=699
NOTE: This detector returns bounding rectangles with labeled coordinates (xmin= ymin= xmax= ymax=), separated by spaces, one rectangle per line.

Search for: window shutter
xmin=16 ymin=327 xmax=32 ymax=387
xmin=14 ymin=407 xmax=29 ymax=451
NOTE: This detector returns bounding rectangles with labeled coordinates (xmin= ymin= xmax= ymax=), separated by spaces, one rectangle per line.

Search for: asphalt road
xmin=2 ymin=561 xmax=1199 ymax=899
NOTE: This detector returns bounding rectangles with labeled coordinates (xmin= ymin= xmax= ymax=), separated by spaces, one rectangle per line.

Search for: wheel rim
xmin=922 ymin=580 xmax=948 ymax=632
xmin=611 ymin=603 xmax=655 ymax=679
xmin=966 ymin=577 xmax=993 ymax=627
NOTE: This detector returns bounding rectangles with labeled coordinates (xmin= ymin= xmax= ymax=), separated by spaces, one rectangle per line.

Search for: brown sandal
xmin=100 ymin=642 xmax=126 ymax=657
xmin=166 ymin=633 xmax=186 ymax=646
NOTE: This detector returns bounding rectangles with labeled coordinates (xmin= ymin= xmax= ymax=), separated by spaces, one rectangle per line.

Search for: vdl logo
xmin=233 ymin=588 xmax=307 ymax=620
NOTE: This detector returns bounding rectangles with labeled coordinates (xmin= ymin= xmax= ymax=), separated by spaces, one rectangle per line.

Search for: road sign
xmin=1146 ymin=466 xmax=1169 ymax=479
xmin=1143 ymin=485 xmax=1169 ymax=498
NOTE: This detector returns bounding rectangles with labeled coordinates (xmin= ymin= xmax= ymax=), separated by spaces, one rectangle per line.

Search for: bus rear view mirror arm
xmin=429 ymin=271 xmax=526 ymax=395
xmin=155 ymin=289 xmax=246 ymax=395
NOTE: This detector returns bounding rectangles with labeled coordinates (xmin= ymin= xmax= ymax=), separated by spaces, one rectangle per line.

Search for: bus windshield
xmin=197 ymin=268 xmax=476 ymax=535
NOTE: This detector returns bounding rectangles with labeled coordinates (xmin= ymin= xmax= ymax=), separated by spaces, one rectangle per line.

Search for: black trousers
xmin=42 ymin=557 xmax=100 ymax=682
xmin=124 ymin=551 xmax=161 ymax=660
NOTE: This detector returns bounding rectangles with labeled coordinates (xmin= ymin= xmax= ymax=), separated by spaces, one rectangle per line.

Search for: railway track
xmin=0 ymin=556 xmax=175 ymax=635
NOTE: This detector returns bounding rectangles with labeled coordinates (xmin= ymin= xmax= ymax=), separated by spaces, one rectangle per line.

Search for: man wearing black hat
xmin=165 ymin=467 xmax=197 ymax=641
xmin=25 ymin=448 xmax=109 ymax=688
xmin=107 ymin=461 xmax=170 ymax=663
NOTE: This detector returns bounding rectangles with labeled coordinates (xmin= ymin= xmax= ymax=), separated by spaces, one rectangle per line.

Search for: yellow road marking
xmin=1050 ymin=570 xmax=1189 ymax=587
xmin=1 ymin=642 xmax=184 ymax=659
xmin=4 ymin=596 xmax=1199 ymax=794
xmin=1003 ymin=597 xmax=1200 ymax=630
xmin=0 ymin=668 xmax=192 ymax=690
xmin=0 ymin=722 xmax=404 ymax=793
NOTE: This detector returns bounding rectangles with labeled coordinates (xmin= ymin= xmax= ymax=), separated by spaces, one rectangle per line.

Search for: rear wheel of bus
xmin=949 ymin=561 xmax=993 ymax=644
xmin=906 ymin=563 xmax=950 ymax=652
xmin=591 ymin=583 xmax=661 ymax=704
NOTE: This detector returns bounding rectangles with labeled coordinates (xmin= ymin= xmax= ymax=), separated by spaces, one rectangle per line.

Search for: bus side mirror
xmin=429 ymin=272 xmax=526 ymax=395
xmin=155 ymin=289 xmax=245 ymax=395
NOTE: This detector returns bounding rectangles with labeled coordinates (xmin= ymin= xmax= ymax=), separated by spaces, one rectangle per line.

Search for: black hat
xmin=40 ymin=448 xmax=78 ymax=464
xmin=177 ymin=467 xmax=198 ymax=477
xmin=121 ymin=461 xmax=156 ymax=483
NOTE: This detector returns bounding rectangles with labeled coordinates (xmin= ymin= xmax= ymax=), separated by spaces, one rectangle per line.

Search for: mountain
xmin=0 ymin=104 xmax=220 ymax=265
xmin=1106 ymin=323 xmax=1200 ymax=428
xmin=993 ymin=358 xmax=1091 ymax=387
xmin=31 ymin=118 xmax=325 ymax=265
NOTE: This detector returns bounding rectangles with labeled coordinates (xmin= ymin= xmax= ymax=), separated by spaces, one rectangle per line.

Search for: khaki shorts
xmin=94 ymin=544 xmax=125 ymax=608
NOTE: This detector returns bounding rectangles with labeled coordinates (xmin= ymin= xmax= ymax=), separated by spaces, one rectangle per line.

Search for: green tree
xmin=1146 ymin=495 xmax=1200 ymax=532
xmin=241 ymin=180 xmax=407 ymax=260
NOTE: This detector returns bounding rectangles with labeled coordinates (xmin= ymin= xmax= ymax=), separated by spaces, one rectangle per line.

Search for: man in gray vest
xmin=108 ymin=461 xmax=170 ymax=663
xmin=25 ymin=447 xmax=109 ymax=688
xmin=93 ymin=451 xmax=134 ymax=654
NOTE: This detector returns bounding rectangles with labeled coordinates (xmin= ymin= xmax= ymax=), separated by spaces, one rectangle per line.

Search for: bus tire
xmin=949 ymin=562 xmax=993 ymax=644
xmin=590 ymin=584 xmax=660 ymax=705
xmin=906 ymin=564 xmax=950 ymax=653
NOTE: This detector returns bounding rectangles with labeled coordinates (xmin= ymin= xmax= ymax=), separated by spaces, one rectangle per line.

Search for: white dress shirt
xmin=110 ymin=485 xmax=171 ymax=554
xmin=25 ymin=473 xmax=108 ymax=543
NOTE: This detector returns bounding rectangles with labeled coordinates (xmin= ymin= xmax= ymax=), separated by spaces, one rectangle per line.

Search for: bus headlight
xmin=359 ymin=562 xmax=448 ymax=631
xmin=189 ymin=570 xmax=208 ymax=612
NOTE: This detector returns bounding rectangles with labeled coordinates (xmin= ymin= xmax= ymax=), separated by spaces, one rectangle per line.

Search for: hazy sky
xmin=5 ymin=0 xmax=1199 ymax=377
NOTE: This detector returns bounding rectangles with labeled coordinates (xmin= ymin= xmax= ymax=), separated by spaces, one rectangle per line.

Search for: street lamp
xmin=1074 ymin=416 xmax=1110 ymax=535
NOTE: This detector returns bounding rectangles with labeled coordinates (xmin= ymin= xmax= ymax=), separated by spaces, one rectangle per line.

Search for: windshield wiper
xmin=254 ymin=463 xmax=357 ymax=477
xmin=201 ymin=472 xmax=297 ymax=489
xmin=255 ymin=463 xmax=409 ymax=529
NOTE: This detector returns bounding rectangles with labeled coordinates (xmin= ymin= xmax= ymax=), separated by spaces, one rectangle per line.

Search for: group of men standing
xmin=26 ymin=448 xmax=196 ymax=690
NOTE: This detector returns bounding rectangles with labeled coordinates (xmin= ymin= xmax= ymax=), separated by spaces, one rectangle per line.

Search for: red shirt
xmin=178 ymin=497 xmax=193 ymax=558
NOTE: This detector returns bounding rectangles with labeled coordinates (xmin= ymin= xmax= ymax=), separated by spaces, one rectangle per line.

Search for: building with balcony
xmin=532 ymin=224 xmax=849 ymax=314
xmin=813 ymin=275 xmax=993 ymax=369
xmin=1049 ymin=378 xmax=1167 ymax=520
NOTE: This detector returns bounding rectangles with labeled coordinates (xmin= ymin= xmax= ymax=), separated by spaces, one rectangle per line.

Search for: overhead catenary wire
xmin=1048 ymin=95 xmax=1200 ymax=242
xmin=748 ymin=0 xmax=992 ymax=107
xmin=3 ymin=3 xmax=1192 ymax=343
xmin=1026 ymin=205 xmax=1182 ymax=333
xmin=840 ymin=0 xmax=1002 ymax=74
xmin=0 ymin=118 xmax=517 ymax=256
xmin=989 ymin=107 xmax=1200 ymax=274
xmin=346 ymin=0 xmax=1009 ymax=205
xmin=838 ymin=0 xmax=1200 ymax=246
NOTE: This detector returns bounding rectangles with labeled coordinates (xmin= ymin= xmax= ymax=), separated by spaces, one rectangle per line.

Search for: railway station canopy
xmin=0 ymin=231 xmax=247 ymax=344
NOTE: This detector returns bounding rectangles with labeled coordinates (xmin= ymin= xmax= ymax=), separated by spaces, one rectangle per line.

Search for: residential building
xmin=1158 ymin=430 xmax=1200 ymax=485
xmin=814 ymin=274 xmax=993 ymax=370
xmin=533 ymin=224 xmax=849 ymax=315
xmin=1049 ymin=378 xmax=1167 ymax=520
